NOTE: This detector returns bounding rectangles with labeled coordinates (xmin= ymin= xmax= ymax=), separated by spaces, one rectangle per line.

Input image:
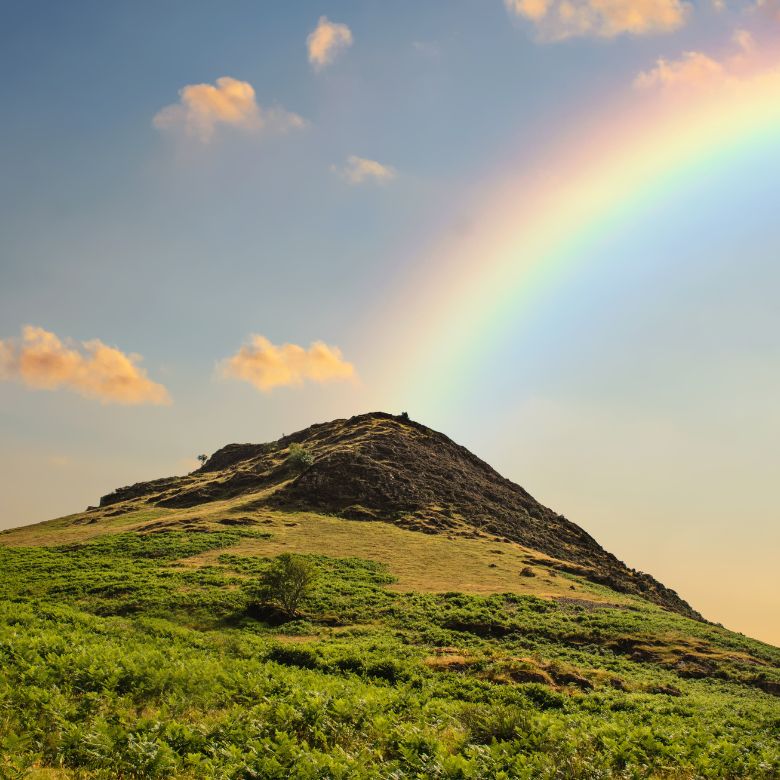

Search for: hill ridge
xmin=96 ymin=411 xmax=701 ymax=620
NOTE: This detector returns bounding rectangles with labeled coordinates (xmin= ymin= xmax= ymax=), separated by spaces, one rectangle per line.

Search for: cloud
xmin=634 ymin=50 xmax=725 ymax=89
xmin=332 ymin=156 xmax=396 ymax=184
xmin=153 ymin=76 xmax=305 ymax=142
xmin=634 ymin=28 xmax=759 ymax=91
xmin=307 ymin=16 xmax=353 ymax=70
xmin=732 ymin=27 xmax=755 ymax=54
xmin=508 ymin=0 xmax=553 ymax=20
xmin=221 ymin=335 xmax=356 ymax=391
xmin=0 ymin=326 xmax=170 ymax=405
xmin=505 ymin=0 xmax=690 ymax=40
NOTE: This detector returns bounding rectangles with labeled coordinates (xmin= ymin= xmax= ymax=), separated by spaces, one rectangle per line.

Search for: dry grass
xmin=178 ymin=496 xmax=628 ymax=602
xmin=424 ymin=653 xmax=476 ymax=671
xmin=0 ymin=507 xmax=171 ymax=547
xmin=0 ymin=491 xmax=632 ymax=603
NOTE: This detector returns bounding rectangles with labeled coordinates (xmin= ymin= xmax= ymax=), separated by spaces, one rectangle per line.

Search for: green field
xmin=0 ymin=509 xmax=778 ymax=779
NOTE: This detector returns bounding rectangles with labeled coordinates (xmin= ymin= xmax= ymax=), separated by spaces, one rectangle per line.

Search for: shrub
xmin=520 ymin=683 xmax=567 ymax=710
xmin=267 ymin=644 xmax=319 ymax=669
xmin=365 ymin=658 xmax=404 ymax=682
xmin=333 ymin=655 xmax=365 ymax=674
xmin=258 ymin=554 xmax=316 ymax=618
xmin=286 ymin=443 xmax=315 ymax=472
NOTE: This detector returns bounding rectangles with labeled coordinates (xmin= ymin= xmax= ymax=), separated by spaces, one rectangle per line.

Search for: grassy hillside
xmin=1 ymin=502 xmax=778 ymax=779
xmin=91 ymin=413 xmax=703 ymax=619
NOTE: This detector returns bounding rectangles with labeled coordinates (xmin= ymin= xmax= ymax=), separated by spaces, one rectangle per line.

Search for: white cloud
xmin=332 ymin=155 xmax=396 ymax=184
xmin=634 ymin=27 xmax=763 ymax=91
xmin=221 ymin=335 xmax=356 ymax=392
xmin=307 ymin=17 xmax=353 ymax=70
xmin=505 ymin=0 xmax=690 ymax=40
xmin=732 ymin=27 xmax=755 ymax=54
xmin=634 ymin=50 xmax=725 ymax=89
xmin=153 ymin=76 xmax=305 ymax=142
xmin=0 ymin=326 xmax=170 ymax=405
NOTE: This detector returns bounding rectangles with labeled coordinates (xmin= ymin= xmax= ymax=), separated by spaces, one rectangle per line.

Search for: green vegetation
xmin=0 ymin=526 xmax=777 ymax=778
xmin=255 ymin=553 xmax=317 ymax=618
xmin=286 ymin=443 xmax=315 ymax=472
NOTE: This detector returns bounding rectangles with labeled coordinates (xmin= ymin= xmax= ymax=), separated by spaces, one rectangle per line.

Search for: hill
xmin=96 ymin=412 xmax=698 ymax=618
xmin=0 ymin=412 xmax=777 ymax=779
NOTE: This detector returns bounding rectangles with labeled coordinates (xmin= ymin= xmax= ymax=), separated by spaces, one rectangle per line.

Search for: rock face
xmin=99 ymin=411 xmax=702 ymax=620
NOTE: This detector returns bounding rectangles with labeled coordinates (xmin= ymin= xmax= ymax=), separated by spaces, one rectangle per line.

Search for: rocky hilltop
xmin=99 ymin=411 xmax=701 ymax=620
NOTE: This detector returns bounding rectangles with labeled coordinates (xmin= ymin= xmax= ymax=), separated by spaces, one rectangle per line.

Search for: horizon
xmin=1 ymin=1 xmax=779 ymax=647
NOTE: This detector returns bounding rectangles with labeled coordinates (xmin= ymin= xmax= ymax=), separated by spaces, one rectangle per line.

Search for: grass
xmin=179 ymin=511 xmax=621 ymax=601
xmin=0 ymin=507 xmax=171 ymax=547
xmin=0 ymin=495 xmax=626 ymax=603
xmin=0 ymin=508 xmax=778 ymax=778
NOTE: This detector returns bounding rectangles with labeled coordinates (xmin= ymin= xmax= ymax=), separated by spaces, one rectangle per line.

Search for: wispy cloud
xmin=307 ymin=16 xmax=353 ymax=70
xmin=153 ymin=76 xmax=305 ymax=142
xmin=332 ymin=156 xmax=396 ymax=184
xmin=634 ymin=50 xmax=726 ymax=90
xmin=505 ymin=0 xmax=690 ymax=41
xmin=0 ymin=326 xmax=170 ymax=405
xmin=634 ymin=28 xmax=758 ymax=91
xmin=221 ymin=335 xmax=356 ymax=392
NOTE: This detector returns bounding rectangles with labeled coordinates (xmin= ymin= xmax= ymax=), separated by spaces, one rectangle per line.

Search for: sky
xmin=1 ymin=0 xmax=778 ymax=644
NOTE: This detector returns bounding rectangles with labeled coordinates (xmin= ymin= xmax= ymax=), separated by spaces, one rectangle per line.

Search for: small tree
xmin=259 ymin=554 xmax=316 ymax=618
xmin=196 ymin=454 xmax=208 ymax=467
xmin=399 ymin=411 xmax=410 ymax=422
xmin=286 ymin=443 xmax=314 ymax=472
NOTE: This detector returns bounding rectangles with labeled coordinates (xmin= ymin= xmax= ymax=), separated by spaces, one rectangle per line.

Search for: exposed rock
xmin=100 ymin=476 xmax=182 ymax=507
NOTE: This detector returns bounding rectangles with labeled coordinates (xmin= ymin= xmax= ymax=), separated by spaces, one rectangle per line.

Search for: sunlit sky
xmin=1 ymin=1 xmax=779 ymax=645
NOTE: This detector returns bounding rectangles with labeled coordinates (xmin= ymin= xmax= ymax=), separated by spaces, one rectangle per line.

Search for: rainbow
xmin=375 ymin=60 xmax=780 ymax=407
